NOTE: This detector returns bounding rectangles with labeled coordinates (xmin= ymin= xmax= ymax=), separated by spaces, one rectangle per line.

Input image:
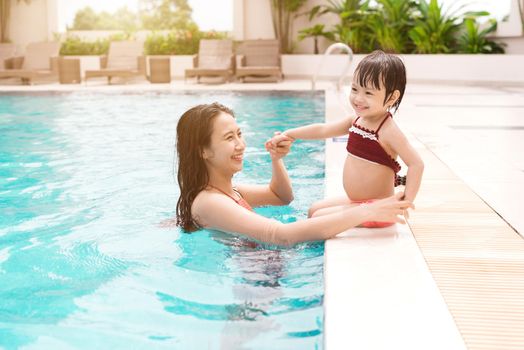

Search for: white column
xmin=46 ymin=0 xmax=59 ymax=40
xmin=232 ymin=0 xmax=245 ymax=40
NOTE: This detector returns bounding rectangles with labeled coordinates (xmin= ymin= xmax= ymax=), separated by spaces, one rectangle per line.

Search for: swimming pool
xmin=0 ymin=91 xmax=326 ymax=349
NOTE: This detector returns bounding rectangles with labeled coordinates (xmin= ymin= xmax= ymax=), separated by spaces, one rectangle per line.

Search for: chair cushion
xmin=198 ymin=56 xmax=231 ymax=69
xmin=107 ymin=41 xmax=143 ymax=70
xmin=241 ymin=40 xmax=280 ymax=67
xmin=23 ymin=42 xmax=60 ymax=70
xmin=197 ymin=40 xmax=232 ymax=69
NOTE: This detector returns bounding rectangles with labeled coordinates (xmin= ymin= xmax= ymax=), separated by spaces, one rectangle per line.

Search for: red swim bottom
xmin=351 ymin=199 xmax=395 ymax=228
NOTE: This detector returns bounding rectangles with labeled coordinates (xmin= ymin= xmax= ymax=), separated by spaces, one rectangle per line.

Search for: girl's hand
xmin=269 ymin=131 xmax=294 ymax=147
xmin=265 ymin=132 xmax=292 ymax=160
xmin=364 ymin=192 xmax=414 ymax=224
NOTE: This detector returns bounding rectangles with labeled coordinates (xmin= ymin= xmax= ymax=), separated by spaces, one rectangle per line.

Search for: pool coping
xmin=322 ymin=88 xmax=467 ymax=349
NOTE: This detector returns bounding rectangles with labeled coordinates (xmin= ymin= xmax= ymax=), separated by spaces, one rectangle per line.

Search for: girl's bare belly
xmin=343 ymin=154 xmax=395 ymax=201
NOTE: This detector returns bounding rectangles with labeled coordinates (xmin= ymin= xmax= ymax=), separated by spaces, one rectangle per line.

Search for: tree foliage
xmin=69 ymin=0 xmax=197 ymax=31
xmin=70 ymin=6 xmax=140 ymax=31
xmin=139 ymin=0 xmax=197 ymax=31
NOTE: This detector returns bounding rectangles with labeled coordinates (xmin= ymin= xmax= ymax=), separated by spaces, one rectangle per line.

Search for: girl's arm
xmin=272 ymin=116 xmax=353 ymax=145
xmin=193 ymin=192 xmax=412 ymax=246
xmin=383 ymin=125 xmax=424 ymax=203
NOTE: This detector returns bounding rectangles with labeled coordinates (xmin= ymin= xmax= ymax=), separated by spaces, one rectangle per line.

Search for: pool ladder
xmin=311 ymin=43 xmax=354 ymax=91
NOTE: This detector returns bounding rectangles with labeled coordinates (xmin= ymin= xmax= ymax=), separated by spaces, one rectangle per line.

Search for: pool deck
xmin=2 ymin=78 xmax=524 ymax=349
xmin=324 ymin=83 xmax=524 ymax=350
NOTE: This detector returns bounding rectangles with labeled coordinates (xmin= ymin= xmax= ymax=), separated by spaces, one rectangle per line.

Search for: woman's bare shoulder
xmin=192 ymin=189 xmax=236 ymax=213
xmin=192 ymin=189 xmax=214 ymax=211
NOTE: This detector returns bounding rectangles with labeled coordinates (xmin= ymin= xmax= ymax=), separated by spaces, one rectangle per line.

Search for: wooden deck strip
xmin=408 ymin=146 xmax=524 ymax=350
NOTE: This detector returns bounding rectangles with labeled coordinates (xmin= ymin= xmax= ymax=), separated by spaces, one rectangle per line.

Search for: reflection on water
xmin=166 ymin=229 xmax=324 ymax=349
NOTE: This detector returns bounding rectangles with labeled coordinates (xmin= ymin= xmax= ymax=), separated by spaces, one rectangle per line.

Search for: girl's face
xmin=203 ymin=112 xmax=245 ymax=176
xmin=349 ymin=78 xmax=397 ymax=120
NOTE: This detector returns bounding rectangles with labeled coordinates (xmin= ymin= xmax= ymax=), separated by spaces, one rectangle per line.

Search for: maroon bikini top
xmin=346 ymin=113 xmax=401 ymax=174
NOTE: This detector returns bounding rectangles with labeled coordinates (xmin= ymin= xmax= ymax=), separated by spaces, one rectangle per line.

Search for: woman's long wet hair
xmin=354 ymin=50 xmax=407 ymax=112
xmin=175 ymin=102 xmax=235 ymax=232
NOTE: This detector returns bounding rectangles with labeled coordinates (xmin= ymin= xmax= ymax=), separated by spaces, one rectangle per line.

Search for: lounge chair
xmin=0 ymin=43 xmax=17 ymax=70
xmin=84 ymin=41 xmax=146 ymax=84
xmin=236 ymin=39 xmax=282 ymax=83
xmin=185 ymin=39 xmax=235 ymax=83
xmin=0 ymin=42 xmax=59 ymax=84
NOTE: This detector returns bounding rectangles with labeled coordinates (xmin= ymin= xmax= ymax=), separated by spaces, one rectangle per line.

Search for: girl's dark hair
xmin=354 ymin=50 xmax=407 ymax=112
xmin=175 ymin=102 xmax=235 ymax=232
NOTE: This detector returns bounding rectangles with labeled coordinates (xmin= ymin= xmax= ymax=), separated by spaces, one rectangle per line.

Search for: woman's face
xmin=203 ymin=112 xmax=246 ymax=176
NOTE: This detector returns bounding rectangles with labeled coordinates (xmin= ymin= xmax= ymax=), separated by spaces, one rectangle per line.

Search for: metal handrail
xmin=311 ymin=43 xmax=353 ymax=91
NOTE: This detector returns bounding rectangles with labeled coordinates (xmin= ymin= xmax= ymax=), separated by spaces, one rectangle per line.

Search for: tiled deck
xmin=2 ymin=79 xmax=523 ymax=349
xmin=401 ymin=84 xmax=524 ymax=349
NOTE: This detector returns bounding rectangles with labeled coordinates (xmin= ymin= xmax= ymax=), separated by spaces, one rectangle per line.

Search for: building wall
xmin=233 ymin=0 xmax=274 ymax=40
xmin=244 ymin=0 xmax=274 ymax=39
xmin=8 ymin=0 xmax=58 ymax=54
xmin=232 ymin=0 xmax=337 ymax=52
xmin=503 ymin=37 xmax=524 ymax=53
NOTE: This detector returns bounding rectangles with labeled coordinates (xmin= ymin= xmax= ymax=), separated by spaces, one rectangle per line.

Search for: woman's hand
xmin=265 ymin=132 xmax=293 ymax=160
xmin=363 ymin=192 xmax=414 ymax=224
xmin=270 ymin=131 xmax=294 ymax=146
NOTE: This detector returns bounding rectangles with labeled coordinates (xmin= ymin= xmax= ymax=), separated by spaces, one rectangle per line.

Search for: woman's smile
xmin=232 ymin=153 xmax=243 ymax=162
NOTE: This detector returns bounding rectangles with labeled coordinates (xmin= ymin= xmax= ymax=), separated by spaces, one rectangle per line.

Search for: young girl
xmin=270 ymin=50 xmax=424 ymax=227
xmin=174 ymin=102 xmax=413 ymax=246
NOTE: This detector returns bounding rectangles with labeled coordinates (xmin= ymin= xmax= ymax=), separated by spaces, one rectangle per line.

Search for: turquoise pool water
xmin=0 ymin=91 xmax=325 ymax=349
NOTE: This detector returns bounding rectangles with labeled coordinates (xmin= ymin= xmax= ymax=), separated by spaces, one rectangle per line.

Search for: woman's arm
xmin=193 ymin=192 xmax=412 ymax=246
xmin=237 ymin=136 xmax=293 ymax=206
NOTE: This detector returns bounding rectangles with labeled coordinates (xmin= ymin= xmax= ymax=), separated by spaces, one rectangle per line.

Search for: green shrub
xmin=144 ymin=30 xmax=228 ymax=55
xmin=409 ymin=0 xmax=463 ymax=53
xmin=59 ymin=33 xmax=130 ymax=55
xmin=301 ymin=0 xmax=505 ymax=54
xmin=368 ymin=0 xmax=417 ymax=53
xmin=457 ymin=17 xmax=505 ymax=53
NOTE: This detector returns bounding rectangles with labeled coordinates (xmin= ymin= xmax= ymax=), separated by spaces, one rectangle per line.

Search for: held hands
xmin=364 ymin=192 xmax=414 ymax=224
xmin=265 ymin=131 xmax=294 ymax=160
xmin=270 ymin=132 xmax=294 ymax=147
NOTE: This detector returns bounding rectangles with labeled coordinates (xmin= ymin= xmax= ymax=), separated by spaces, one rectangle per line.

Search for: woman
xmin=176 ymin=102 xmax=413 ymax=246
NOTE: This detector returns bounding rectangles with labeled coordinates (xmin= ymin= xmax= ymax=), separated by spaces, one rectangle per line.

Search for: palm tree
xmin=1 ymin=0 xmax=31 ymax=42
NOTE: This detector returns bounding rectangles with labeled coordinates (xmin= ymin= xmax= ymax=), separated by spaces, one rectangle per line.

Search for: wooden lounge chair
xmin=0 ymin=43 xmax=17 ymax=70
xmin=0 ymin=42 xmax=59 ymax=85
xmin=236 ymin=39 xmax=282 ymax=83
xmin=185 ymin=39 xmax=235 ymax=83
xmin=84 ymin=41 xmax=146 ymax=84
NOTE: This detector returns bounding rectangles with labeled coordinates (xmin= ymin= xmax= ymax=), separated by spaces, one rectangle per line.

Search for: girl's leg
xmin=308 ymin=195 xmax=352 ymax=218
